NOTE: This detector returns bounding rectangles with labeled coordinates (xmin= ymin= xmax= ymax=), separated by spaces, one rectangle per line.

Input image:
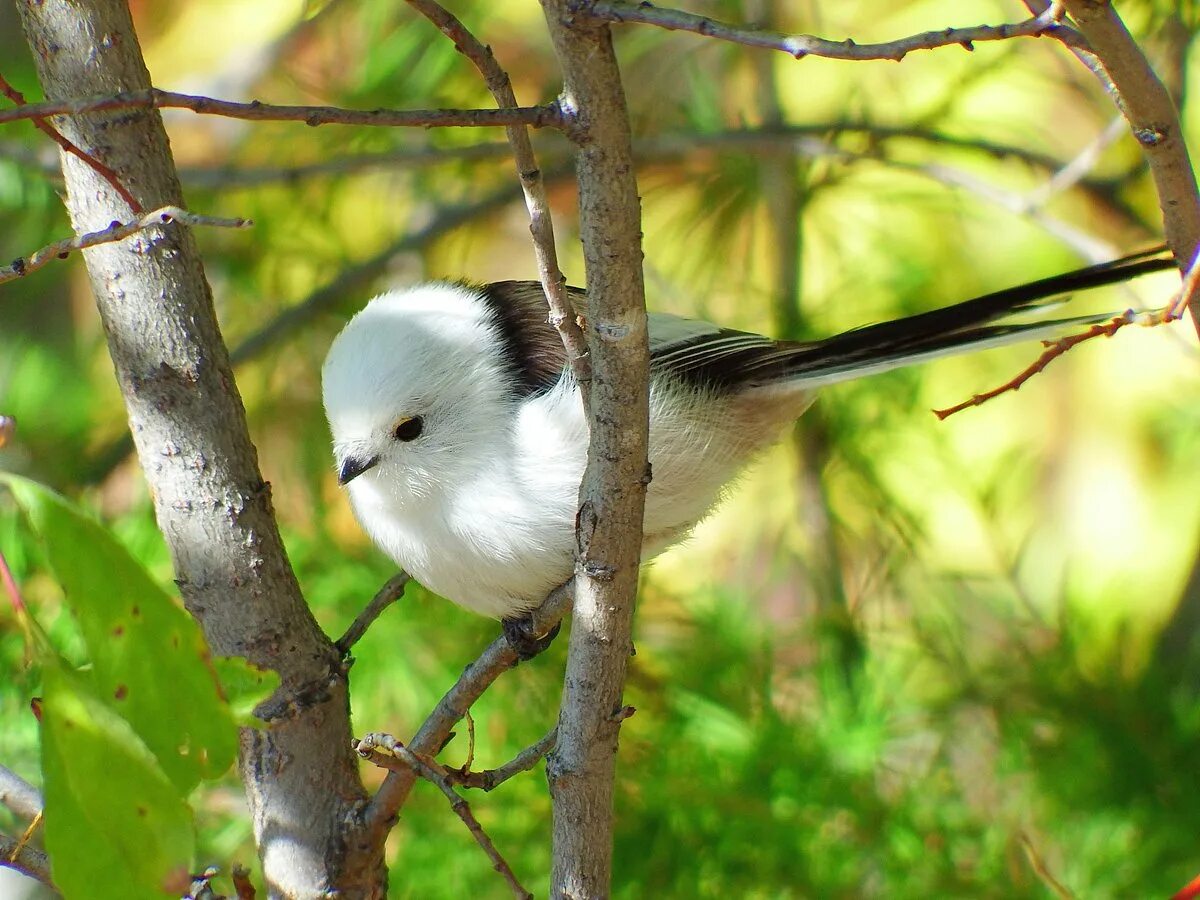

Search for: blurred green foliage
xmin=3 ymin=0 xmax=1200 ymax=896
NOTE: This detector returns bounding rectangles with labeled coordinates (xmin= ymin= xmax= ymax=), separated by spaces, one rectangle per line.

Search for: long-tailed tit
xmin=322 ymin=248 xmax=1173 ymax=624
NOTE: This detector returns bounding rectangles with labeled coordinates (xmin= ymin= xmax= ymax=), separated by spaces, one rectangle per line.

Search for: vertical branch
xmin=539 ymin=1 xmax=651 ymax=897
xmin=1060 ymin=0 xmax=1200 ymax=334
xmin=15 ymin=1 xmax=381 ymax=896
xmin=402 ymin=0 xmax=592 ymax=393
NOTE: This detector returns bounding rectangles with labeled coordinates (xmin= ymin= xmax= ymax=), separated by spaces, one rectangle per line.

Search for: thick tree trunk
xmin=15 ymin=2 xmax=384 ymax=896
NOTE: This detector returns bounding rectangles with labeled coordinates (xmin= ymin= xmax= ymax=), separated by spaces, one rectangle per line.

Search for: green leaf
xmin=41 ymin=662 xmax=195 ymax=900
xmin=212 ymin=655 xmax=280 ymax=728
xmin=3 ymin=474 xmax=238 ymax=792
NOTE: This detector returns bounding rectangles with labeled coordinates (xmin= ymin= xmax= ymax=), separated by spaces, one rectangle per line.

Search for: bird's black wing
xmin=475 ymin=281 xmax=582 ymax=397
xmin=648 ymin=247 xmax=1176 ymax=393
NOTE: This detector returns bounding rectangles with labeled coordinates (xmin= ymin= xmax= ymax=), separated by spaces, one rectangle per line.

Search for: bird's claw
xmin=501 ymin=617 xmax=561 ymax=661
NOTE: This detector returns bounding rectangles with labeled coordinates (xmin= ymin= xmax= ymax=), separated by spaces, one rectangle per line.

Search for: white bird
xmin=322 ymin=249 xmax=1172 ymax=631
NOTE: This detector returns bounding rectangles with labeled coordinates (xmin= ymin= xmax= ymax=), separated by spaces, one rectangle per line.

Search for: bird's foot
xmin=501 ymin=616 xmax=561 ymax=662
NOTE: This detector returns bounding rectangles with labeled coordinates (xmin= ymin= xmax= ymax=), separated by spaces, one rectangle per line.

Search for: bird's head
xmin=321 ymin=283 xmax=514 ymax=502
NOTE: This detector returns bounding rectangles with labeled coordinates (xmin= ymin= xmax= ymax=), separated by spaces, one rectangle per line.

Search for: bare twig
xmin=0 ymin=834 xmax=53 ymax=889
xmin=0 ymin=766 xmax=42 ymax=823
xmin=463 ymin=709 xmax=476 ymax=773
xmin=932 ymin=307 xmax=1172 ymax=420
xmin=587 ymin=0 xmax=1080 ymax=61
xmin=1060 ymin=0 xmax=1200 ymax=334
xmin=334 ymin=573 xmax=410 ymax=655
xmin=404 ymin=0 xmax=591 ymax=398
xmin=355 ymin=733 xmax=532 ymax=900
xmin=0 ymin=88 xmax=564 ymax=132
xmin=359 ymin=580 xmax=574 ymax=843
xmin=449 ymin=728 xmax=558 ymax=792
xmin=1018 ymin=832 xmax=1075 ymax=899
xmin=0 ymin=205 xmax=252 ymax=286
xmin=0 ymin=71 xmax=141 ymax=213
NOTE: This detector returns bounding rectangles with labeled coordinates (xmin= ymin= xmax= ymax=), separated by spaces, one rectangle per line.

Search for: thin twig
xmin=0 ymin=205 xmax=252 ymax=286
xmin=586 ymin=0 xmax=1080 ymax=61
xmin=404 ymin=0 xmax=591 ymax=399
xmin=463 ymin=709 xmax=476 ymax=773
xmin=361 ymin=580 xmax=574 ymax=842
xmin=0 ymin=765 xmax=42 ymax=823
xmin=334 ymin=572 xmax=410 ymax=655
xmin=0 ymin=834 xmax=53 ymax=888
xmin=1017 ymin=832 xmax=1074 ymax=899
xmin=1165 ymin=244 xmax=1200 ymax=322
xmin=355 ymin=733 xmax=532 ymax=900
xmin=449 ymin=728 xmax=558 ymax=792
xmin=0 ymin=88 xmax=564 ymax=132
xmin=932 ymin=307 xmax=1171 ymax=420
xmin=0 ymin=71 xmax=142 ymax=213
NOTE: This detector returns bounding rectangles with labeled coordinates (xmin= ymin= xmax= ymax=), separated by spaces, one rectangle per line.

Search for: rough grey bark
xmin=1060 ymin=0 xmax=1200 ymax=332
xmin=539 ymin=2 xmax=651 ymax=897
xmin=15 ymin=2 xmax=383 ymax=896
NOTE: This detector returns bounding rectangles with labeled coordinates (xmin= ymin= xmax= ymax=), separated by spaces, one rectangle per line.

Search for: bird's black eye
xmin=393 ymin=416 xmax=424 ymax=442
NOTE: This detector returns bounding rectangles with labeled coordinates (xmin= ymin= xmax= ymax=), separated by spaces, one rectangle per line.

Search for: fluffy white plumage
xmin=321 ymin=250 xmax=1173 ymax=619
xmin=321 ymin=283 xmax=810 ymax=617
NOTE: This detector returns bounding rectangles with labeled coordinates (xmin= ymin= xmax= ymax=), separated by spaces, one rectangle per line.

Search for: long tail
xmin=772 ymin=246 xmax=1176 ymax=389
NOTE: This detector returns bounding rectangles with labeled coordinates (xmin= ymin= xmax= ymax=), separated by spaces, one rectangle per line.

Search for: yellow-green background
xmin=2 ymin=0 xmax=1199 ymax=896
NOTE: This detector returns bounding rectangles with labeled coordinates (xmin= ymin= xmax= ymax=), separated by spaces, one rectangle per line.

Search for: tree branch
xmin=1060 ymin=0 xmax=1200 ymax=334
xmin=447 ymin=728 xmax=558 ymax=792
xmin=359 ymin=581 xmax=574 ymax=844
xmin=1 ymin=205 xmax=251 ymax=286
xmin=16 ymin=2 xmax=384 ymax=894
xmin=0 ymin=70 xmax=141 ymax=212
xmin=0 ymin=88 xmax=564 ymax=132
xmin=404 ymin=0 xmax=592 ymax=398
xmin=355 ymin=733 xmax=532 ymax=900
xmin=334 ymin=573 xmax=410 ymax=655
xmin=540 ymin=2 xmax=651 ymax=896
xmin=0 ymin=834 xmax=53 ymax=889
xmin=587 ymin=0 xmax=1080 ymax=60
xmin=0 ymin=765 xmax=42 ymax=824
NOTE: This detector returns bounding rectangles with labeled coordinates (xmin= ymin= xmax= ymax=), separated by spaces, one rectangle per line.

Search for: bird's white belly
xmin=350 ymin=469 xmax=578 ymax=618
xmin=346 ymin=379 xmax=809 ymax=618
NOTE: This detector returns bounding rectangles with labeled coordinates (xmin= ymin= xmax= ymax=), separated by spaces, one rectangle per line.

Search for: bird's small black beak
xmin=338 ymin=454 xmax=380 ymax=485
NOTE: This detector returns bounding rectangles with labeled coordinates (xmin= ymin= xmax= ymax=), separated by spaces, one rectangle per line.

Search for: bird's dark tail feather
xmin=772 ymin=246 xmax=1176 ymax=390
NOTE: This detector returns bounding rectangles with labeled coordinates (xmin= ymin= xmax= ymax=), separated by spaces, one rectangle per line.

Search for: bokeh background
xmin=3 ymin=0 xmax=1200 ymax=896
